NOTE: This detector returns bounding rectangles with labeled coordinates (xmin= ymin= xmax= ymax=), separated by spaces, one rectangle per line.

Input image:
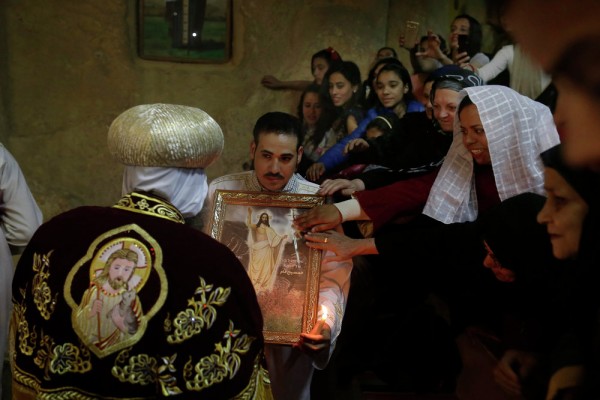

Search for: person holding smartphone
xmin=414 ymin=14 xmax=489 ymax=70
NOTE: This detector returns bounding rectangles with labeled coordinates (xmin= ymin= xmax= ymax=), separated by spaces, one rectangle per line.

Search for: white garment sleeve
xmin=314 ymin=252 xmax=352 ymax=369
xmin=476 ymin=45 xmax=514 ymax=83
xmin=469 ymin=52 xmax=491 ymax=70
xmin=199 ymin=180 xmax=218 ymax=234
xmin=0 ymin=145 xmax=42 ymax=249
xmin=334 ymin=198 xmax=370 ymax=222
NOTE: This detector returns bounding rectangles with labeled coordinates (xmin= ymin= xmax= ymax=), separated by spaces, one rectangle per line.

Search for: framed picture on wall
xmin=207 ymin=190 xmax=324 ymax=344
xmin=138 ymin=0 xmax=232 ymax=63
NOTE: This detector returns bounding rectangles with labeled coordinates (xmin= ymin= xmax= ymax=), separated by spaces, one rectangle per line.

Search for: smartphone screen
xmin=403 ymin=21 xmax=420 ymax=50
xmin=457 ymin=35 xmax=470 ymax=56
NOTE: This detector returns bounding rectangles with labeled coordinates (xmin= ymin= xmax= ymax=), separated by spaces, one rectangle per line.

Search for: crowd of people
xmin=3 ymin=1 xmax=600 ymax=399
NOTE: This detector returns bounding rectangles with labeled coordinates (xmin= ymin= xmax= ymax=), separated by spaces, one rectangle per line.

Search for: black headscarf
xmin=479 ymin=193 xmax=558 ymax=285
xmin=541 ymin=144 xmax=600 ymax=205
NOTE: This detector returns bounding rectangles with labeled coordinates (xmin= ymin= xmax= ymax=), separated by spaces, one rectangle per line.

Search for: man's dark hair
xmin=252 ymin=112 xmax=304 ymax=150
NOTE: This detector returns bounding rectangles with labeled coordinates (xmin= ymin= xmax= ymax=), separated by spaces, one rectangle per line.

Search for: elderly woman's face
xmin=537 ymin=167 xmax=589 ymax=260
xmin=460 ymin=104 xmax=491 ymax=165
xmin=432 ymin=88 xmax=460 ymax=133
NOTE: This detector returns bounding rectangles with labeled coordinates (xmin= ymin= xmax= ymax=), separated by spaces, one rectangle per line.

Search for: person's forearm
xmin=436 ymin=49 xmax=454 ymax=65
xmin=353 ymin=238 xmax=378 ymax=256
xmin=277 ymin=80 xmax=312 ymax=91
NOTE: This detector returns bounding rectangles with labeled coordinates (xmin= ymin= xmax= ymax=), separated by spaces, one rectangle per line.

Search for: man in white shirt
xmin=202 ymin=112 xmax=352 ymax=400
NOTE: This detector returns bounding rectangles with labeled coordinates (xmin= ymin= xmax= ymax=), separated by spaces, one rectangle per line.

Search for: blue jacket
xmin=318 ymin=100 xmax=424 ymax=171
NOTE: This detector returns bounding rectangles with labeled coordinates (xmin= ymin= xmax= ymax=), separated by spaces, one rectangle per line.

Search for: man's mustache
xmin=264 ymin=173 xmax=284 ymax=179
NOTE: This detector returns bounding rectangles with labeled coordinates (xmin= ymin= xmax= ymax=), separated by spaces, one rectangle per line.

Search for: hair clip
xmin=327 ymin=47 xmax=341 ymax=61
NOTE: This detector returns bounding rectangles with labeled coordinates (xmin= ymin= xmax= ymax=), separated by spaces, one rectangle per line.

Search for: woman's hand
xmin=260 ymin=75 xmax=283 ymax=89
xmin=452 ymin=49 xmax=470 ymax=66
xmin=318 ymin=178 xmax=364 ymax=196
xmin=306 ymin=162 xmax=326 ymax=182
xmin=416 ymin=31 xmax=453 ymax=65
xmin=304 ymin=230 xmax=372 ymax=261
xmin=344 ymin=138 xmax=369 ymax=155
xmin=293 ymin=205 xmax=342 ymax=232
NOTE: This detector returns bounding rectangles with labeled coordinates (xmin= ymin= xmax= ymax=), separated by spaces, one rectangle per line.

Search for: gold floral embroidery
xmin=232 ymin=353 xmax=273 ymax=400
xmin=113 ymin=192 xmax=185 ymax=224
xmin=166 ymin=276 xmax=231 ymax=344
xmin=164 ymin=312 xmax=172 ymax=333
xmin=34 ymin=331 xmax=54 ymax=380
xmin=183 ymin=320 xmax=255 ymax=392
xmin=112 ymin=349 xmax=157 ymax=386
xmin=158 ymin=354 xmax=183 ymax=396
xmin=14 ymin=287 xmax=36 ymax=356
xmin=50 ymin=342 xmax=92 ymax=375
xmin=32 ymin=251 xmax=58 ymax=320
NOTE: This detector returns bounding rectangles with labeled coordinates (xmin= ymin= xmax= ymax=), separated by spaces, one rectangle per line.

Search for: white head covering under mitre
xmin=423 ymin=85 xmax=560 ymax=224
xmin=108 ymin=103 xmax=224 ymax=218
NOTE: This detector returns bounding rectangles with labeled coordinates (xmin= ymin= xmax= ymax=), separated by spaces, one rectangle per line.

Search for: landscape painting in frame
xmin=208 ymin=190 xmax=324 ymax=344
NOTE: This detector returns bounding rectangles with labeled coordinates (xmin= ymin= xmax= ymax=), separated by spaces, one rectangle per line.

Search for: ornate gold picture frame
xmin=207 ymin=190 xmax=324 ymax=344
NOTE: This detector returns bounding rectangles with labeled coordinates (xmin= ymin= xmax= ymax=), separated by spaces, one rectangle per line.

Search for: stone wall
xmin=1 ymin=0 xmax=488 ymax=221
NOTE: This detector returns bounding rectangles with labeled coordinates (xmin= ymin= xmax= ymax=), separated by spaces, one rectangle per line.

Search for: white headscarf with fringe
xmin=423 ymin=85 xmax=560 ymax=223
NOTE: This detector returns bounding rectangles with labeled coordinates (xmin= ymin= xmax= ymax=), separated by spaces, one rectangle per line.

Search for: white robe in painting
xmin=246 ymin=215 xmax=287 ymax=293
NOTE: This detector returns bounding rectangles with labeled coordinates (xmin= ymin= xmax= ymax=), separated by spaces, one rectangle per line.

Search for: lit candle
xmin=320 ymin=305 xmax=328 ymax=322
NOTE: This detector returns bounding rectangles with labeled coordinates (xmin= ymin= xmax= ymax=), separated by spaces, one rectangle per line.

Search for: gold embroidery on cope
xmin=158 ymin=353 xmax=183 ymax=396
xmin=163 ymin=312 xmax=172 ymax=334
xmin=64 ymin=224 xmax=168 ymax=358
xmin=13 ymin=287 xmax=36 ymax=356
xmin=232 ymin=353 xmax=273 ymax=400
xmin=50 ymin=342 xmax=92 ymax=375
xmin=32 ymin=250 xmax=58 ymax=320
xmin=113 ymin=192 xmax=185 ymax=224
xmin=112 ymin=348 xmax=158 ymax=386
xmin=183 ymin=321 xmax=256 ymax=392
xmin=33 ymin=331 xmax=54 ymax=380
xmin=166 ymin=276 xmax=231 ymax=344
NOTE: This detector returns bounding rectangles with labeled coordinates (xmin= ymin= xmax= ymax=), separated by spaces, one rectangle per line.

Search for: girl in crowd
xmin=296 ymin=84 xmax=337 ymax=176
xmin=376 ymin=46 xmax=397 ymax=60
xmin=260 ymin=47 xmax=342 ymax=90
xmin=323 ymin=60 xmax=364 ymax=141
xmin=304 ymin=61 xmax=365 ymax=181
xmin=362 ymin=47 xmax=400 ymax=97
xmin=306 ymin=61 xmax=423 ymax=182
xmin=417 ymin=15 xmax=490 ymax=70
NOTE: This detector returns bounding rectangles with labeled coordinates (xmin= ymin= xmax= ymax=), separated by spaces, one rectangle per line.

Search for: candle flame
xmin=321 ymin=305 xmax=328 ymax=321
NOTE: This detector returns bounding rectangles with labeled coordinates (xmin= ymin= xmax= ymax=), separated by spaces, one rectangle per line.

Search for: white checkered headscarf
xmin=423 ymin=85 xmax=560 ymax=223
